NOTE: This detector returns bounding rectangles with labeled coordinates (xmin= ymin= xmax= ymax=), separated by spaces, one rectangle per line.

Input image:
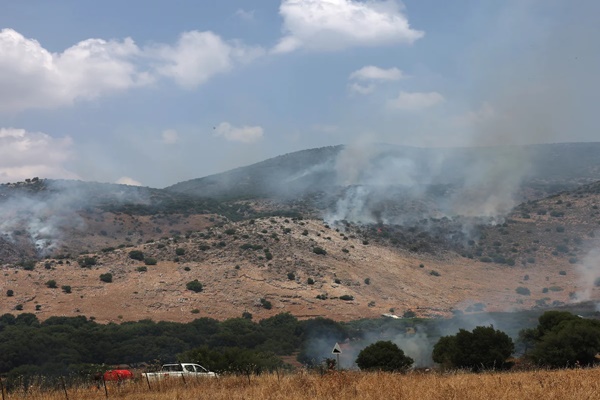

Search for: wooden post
xmin=60 ymin=376 xmax=69 ymax=400
xmin=0 ymin=377 xmax=5 ymax=400
xmin=102 ymin=375 xmax=109 ymax=399
xmin=145 ymin=373 xmax=152 ymax=391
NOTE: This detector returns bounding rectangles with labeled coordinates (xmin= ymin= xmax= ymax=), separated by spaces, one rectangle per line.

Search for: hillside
xmin=167 ymin=142 xmax=600 ymax=201
xmin=2 ymin=145 xmax=600 ymax=324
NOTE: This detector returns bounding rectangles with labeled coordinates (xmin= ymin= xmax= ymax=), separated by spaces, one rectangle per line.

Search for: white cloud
xmin=161 ymin=129 xmax=179 ymax=144
xmin=273 ymin=0 xmax=424 ymax=53
xmin=214 ymin=122 xmax=264 ymax=143
xmin=312 ymin=124 xmax=339 ymax=133
xmin=387 ymin=91 xmax=444 ymax=111
xmin=349 ymin=66 xmax=404 ymax=81
xmin=0 ymin=28 xmax=264 ymax=112
xmin=0 ymin=28 xmax=150 ymax=112
xmin=116 ymin=176 xmax=143 ymax=186
xmin=153 ymin=31 xmax=234 ymax=88
xmin=0 ymin=128 xmax=77 ymax=182
xmin=348 ymin=82 xmax=375 ymax=95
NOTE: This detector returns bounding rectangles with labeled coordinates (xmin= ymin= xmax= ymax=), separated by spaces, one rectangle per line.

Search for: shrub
xmin=479 ymin=256 xmax=492 ymax=263
xmin=191 ymin=309 xmax=200 ymax=314
xmin=136 ymin=266 xmax=148 ymax=272
xmin=313 ymin=247 xmax=327 ymax=255
xmin=186 ymin=280 xmax=203 ymax=293
xmin=430 ymin=270 xmax=441 ymax=277
xmin=175 ymin=248 xmax=185 ymax=256
xmin=184 ymin=266 xmax=191 ymax=271
xmin=99 ymin=273 xmax=113 ymax=283
xmin=364 ymin=278 xmax=371 ymax=285
xmin=339 ymin=295 xmax=354 ymax=301
xmin=559 ymin=270 xmax=567 ymax=276
xmin=403 ymin=310 xmax=417 ymax=318
xmin=302 ymin=230 xmax=309 ymax=236
xmin=45 ymin=280 xmax=58 ymax=289
xmin=569 ymin=257 xmax=578 ymax=264
xmin=334 ymin=278 xmax=341 ymax=284
xmin=287 ymin=272 xmax=295 ymax=280
xmin=260 ymin=298 xmax=272 ymax=309
xmin=242 ymin=311 xmax=253 ymax=320
xmin=224 ymin=228 xmax=236 ymax=235
xmin=22 ymin=260 xmax=36 ymax=271
xmin=307 ymin=278 xmax=315 ymax=285
xmin=516 ymin=287 xmax=531 ymax=296
xmin=556 ymin=244 xmax=569 ymax=253
xmin=144 ymin=257 xmax=157 ymax=265
xmin=433 ymin=326 xmax=514 ymax=371
xmin=78 ymin=257 xmax=97 ymax=268
xmin=61 ymin=285 xmax=72 ymax=294
xmin=6 ymin=289 xmax=14 ymax=297
xmin=128 ymin=250 xmax=144 ymax=261
xmin=316 ymin=294 xmax=328 ymax=300
xmin=15 ymin=304 xmax=23 ymax=311
xmin=556 ymin=226 xmax=565 ymax=233
xmin=356 ymin=341 xmax=414 ymax=372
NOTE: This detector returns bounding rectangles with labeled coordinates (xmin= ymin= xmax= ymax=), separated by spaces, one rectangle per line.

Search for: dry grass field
xmin=5 ymin=368 xmax=600 ymax=400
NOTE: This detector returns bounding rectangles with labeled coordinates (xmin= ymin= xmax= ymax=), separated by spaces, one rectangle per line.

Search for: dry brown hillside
xmin=2 ymin=207 xmax=599 ymax=323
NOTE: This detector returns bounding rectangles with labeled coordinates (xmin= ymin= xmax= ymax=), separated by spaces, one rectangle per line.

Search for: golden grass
xmin=5 ymin=368 xmax=600 ymax=400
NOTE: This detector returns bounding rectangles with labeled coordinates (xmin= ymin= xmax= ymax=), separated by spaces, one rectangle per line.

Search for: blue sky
xmin=0 ymin=0 xmax=598 ymax=188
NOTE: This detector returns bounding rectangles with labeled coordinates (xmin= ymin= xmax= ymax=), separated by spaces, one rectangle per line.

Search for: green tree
xmin=99 ymin=273 xmax=113 ymax=283
xmin=355 ymin=341 xmax=413 ymax=372
xmin=432 ymin=326 xmax=514 ymax=371
xmin=524 ymin=311 xmax=600 ymax=368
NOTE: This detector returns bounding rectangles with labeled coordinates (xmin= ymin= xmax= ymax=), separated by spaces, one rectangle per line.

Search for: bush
xmin=516 ymin=287 xmax=531 ymax=296
xmin=224 ymin=228 xmax=236 ymax=235
xmin=364 ymin=278 xmax=371 ymax=285
xmin=307 ymin=278 xmax=315 ymax=285
xmin=287 ymin=272 xmax=295 ymax=281
xmin=186 ymin=280 xmax=203 ymax=293
xmin=61 ymin=285 xmax=72 ymax=294
xmin=403 ymin=310 xmax=417 ymax=318
xmin=559 ymin=270 xmax=567 ymax=276
xmin=339 ymin=295 xmax=354 ymax=301
xmin=6 ymin=289 xmax=14 ymax=297
xmin=313 ymin=246 xmax=327 ymax=255
xmin=144 ymin=257 xmax=157 ymax=265
xmin=128 ymin=250 xmax=144 ymax=261
xmin=100 ymin=273 xmax=113 ymax=283
xmin=136 ymin=266 xmax=148 ymax=272
xmin=175 ymin=248 xmax=185 ymax=256
xmin=260 ymin=298 xmax=272 ymax=310
xmin=432 ymin=326 xmax=514 ymax=371
xmin=430 ymin=270 xmax=441 ymax=277
xmin=356 ymin=341 xmax=414 ymax=372
xmin=78 ymin=257 xmax=97 ymax=268
xmin=45 ymin=280 xmax=57 ymax=289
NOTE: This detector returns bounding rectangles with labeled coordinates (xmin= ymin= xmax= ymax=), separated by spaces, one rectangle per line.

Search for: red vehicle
xmin=103 ymin=369 xmax=134 ymax=381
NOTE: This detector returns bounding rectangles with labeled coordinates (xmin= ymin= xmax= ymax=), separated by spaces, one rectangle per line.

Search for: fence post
xmin=0 ymin=377 xmax=5 ymax=400
xmin=60 ymin=376 xmax=69 ymax=400
xmin=102 ymin=375 xmax=109 ymax=399
xmin=145 ymin=373 xmax=152 ymax=391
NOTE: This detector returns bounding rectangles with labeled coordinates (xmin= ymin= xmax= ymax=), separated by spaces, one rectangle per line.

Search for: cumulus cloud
xmin=0 ymin=28 xmax=264 ymax=112
xmin=0 ymin=28 xmax=150 ymax=112
xmin=273 ymin=0 xmax=424 ymax=53
xmin=161 ymin=129 xmax=179 ymax=144
xmin=116 ymin=176 xmax=143 ymax=186
xmin=350 ymin=66 xmax=404 ymax=81
xmin=151 ymin=30 xmax=264 ymax=88
xmin=214 ymin=122 xmax=264 ymax=143
xmin=387 ymin=91 xmax=444 ymax=111
xmin=0 ymin=128 xmax=77 ymax=182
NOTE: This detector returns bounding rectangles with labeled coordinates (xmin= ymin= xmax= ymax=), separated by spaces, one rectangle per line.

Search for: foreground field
xmin=6 ymin=368 xmax=600 ymax=400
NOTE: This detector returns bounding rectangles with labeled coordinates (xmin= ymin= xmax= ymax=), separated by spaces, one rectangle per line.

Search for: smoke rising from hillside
xmin=0 ymin=180 xmax=152 ymax=258
xmin=325 ymin=143 xmax=532 ymax=225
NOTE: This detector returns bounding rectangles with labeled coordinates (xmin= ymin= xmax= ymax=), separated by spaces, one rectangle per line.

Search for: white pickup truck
xmin=143 ymin=363 xmax=218 ymax=380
